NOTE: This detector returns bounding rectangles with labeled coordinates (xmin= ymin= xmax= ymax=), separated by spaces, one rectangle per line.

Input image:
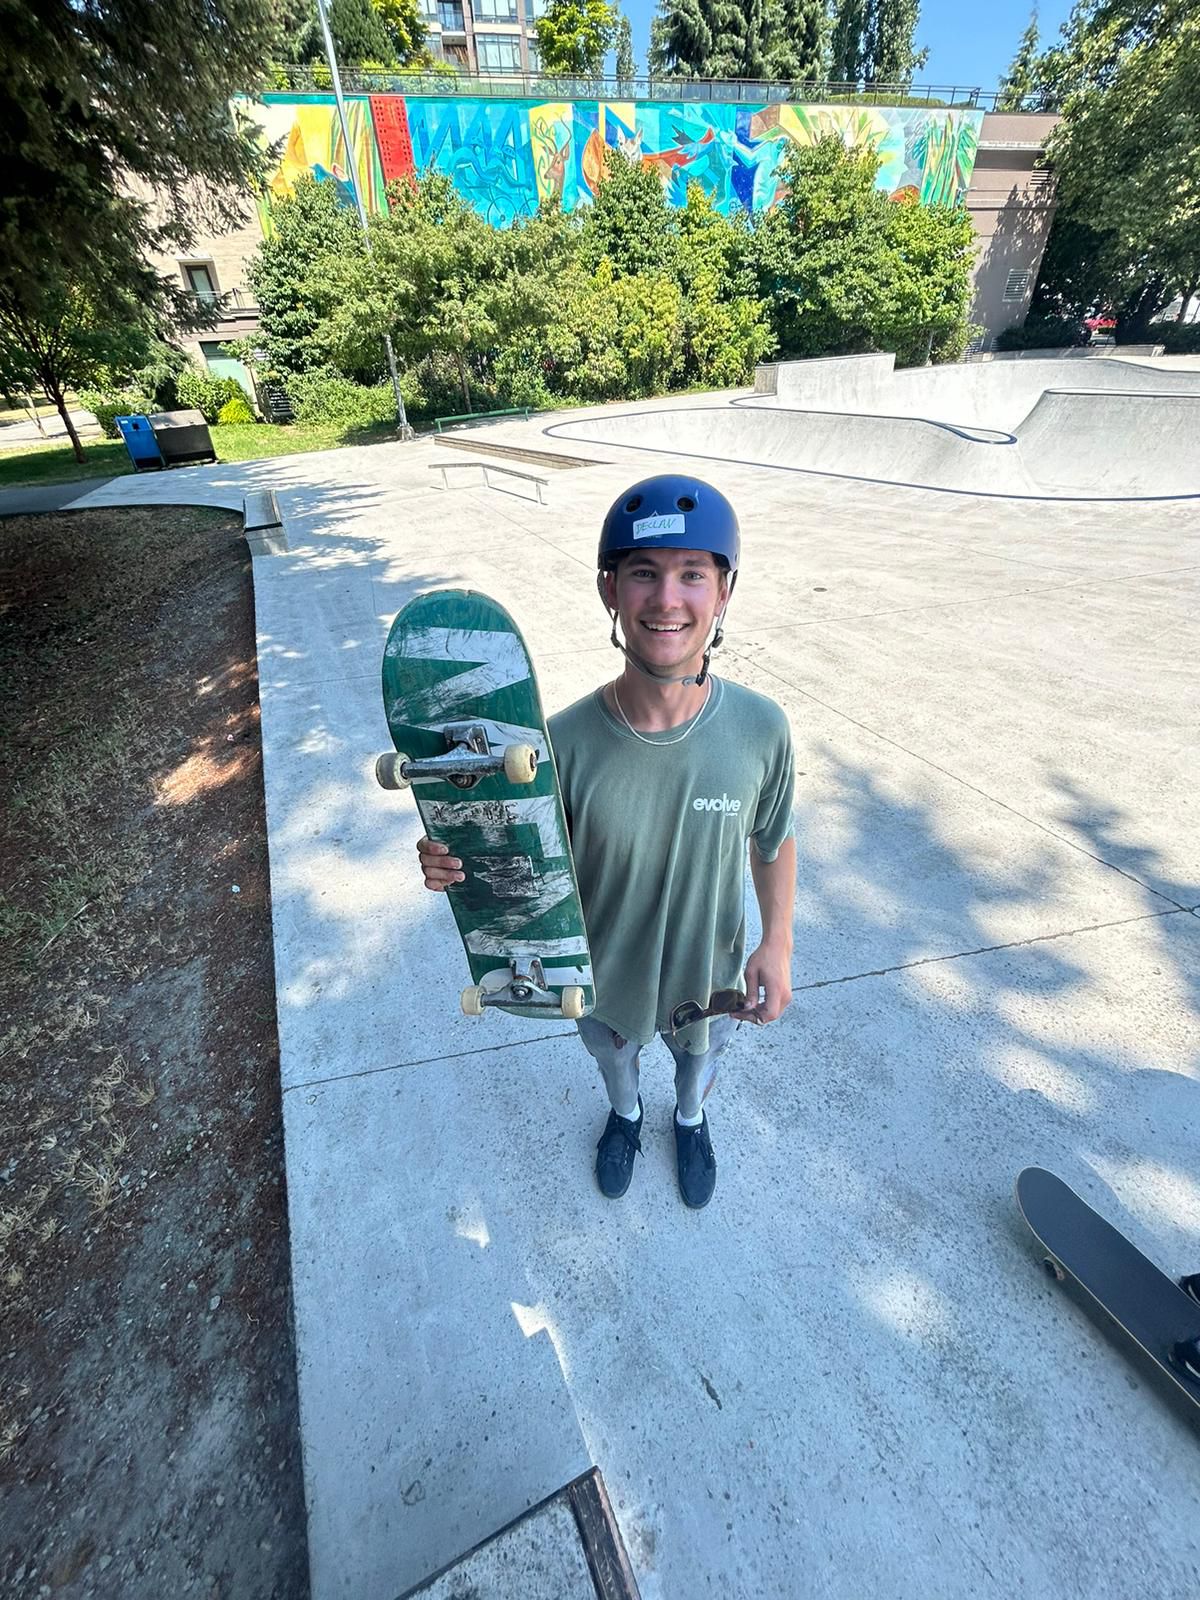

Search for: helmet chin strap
xmin=598 ymin=568 xmax=736 ymax=688
xmin=607 ymin=614 xmax=727 ymax=688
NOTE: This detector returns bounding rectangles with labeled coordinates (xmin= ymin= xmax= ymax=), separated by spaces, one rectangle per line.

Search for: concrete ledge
xmin=243 ymin=488 xmax=289 ymax=556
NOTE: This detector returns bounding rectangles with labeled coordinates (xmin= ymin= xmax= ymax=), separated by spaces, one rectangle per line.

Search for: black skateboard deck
xmin=1016 ymin=1167 xmax=1200 ymax=1428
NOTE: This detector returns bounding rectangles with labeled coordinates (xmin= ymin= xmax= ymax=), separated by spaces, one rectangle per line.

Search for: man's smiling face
xmin=604 ymin=548 xmax=730 ymax=675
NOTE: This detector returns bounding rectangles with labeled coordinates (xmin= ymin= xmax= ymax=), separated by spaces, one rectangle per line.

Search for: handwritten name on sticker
xmin=632 ymin=513 xmax=685 ymax=539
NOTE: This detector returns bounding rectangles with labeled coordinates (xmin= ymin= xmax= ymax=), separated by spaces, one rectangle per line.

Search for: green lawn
xmin=0 ymin=420 xmax=408 ymax=489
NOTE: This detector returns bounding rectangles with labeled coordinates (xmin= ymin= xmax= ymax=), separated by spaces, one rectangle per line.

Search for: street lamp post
xmin=314 ymin=0 xmax=413 ymax=439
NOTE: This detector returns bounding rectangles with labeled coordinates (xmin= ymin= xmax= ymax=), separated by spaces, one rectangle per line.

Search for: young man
xmin=418 ymin=475 xmax=796 ymax=1208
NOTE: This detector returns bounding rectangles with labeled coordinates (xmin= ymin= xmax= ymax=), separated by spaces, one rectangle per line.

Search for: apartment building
xmin=421 ymin=0 xmax=548 ymax=76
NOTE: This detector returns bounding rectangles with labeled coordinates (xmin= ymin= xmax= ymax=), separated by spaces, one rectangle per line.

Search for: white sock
xmin=615 ymin=1098 xmax=641 ymax=1124
xmin=675 ymin=1106 xmax=704 ymax=1129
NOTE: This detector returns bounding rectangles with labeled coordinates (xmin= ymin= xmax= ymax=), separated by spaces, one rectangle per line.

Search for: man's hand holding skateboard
xmin=417 ymin=836 xmax=465 ymax=892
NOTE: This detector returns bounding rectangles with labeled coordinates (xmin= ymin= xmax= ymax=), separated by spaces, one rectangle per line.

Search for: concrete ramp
xmin=546 ymin=389 xmax=1200 ymax=500
xmin=759 ymin=354 xmax=1200 ymax=433
xmin=1015 ymin=390 xmax=1200 ymax=498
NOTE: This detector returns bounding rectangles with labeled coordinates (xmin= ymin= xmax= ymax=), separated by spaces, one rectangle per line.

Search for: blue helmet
xmin=598 ymin=475 xmax=740 ymax=575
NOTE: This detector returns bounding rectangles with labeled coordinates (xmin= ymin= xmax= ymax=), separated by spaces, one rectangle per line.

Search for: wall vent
xmin=1003 ymin=269 xmax=1033 ymax=303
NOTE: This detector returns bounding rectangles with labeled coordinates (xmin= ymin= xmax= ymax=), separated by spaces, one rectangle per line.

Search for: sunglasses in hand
xmin=670 ymin=987 xmax=763 ymax=1032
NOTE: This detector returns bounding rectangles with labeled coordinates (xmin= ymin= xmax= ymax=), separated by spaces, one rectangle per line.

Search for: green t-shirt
xmin=547 ymin=675 xmax=795 ymax=1050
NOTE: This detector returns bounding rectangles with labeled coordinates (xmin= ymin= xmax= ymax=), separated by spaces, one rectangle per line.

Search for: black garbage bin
xmin=149 ymin=409 xmax=217 ymax=466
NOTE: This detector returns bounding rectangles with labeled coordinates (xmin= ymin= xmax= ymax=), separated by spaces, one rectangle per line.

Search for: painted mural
xmin=246 ymin=92 xmax=982 ymax=231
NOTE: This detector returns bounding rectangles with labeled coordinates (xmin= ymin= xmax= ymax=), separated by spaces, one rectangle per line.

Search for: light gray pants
xmin=576 ymin=1014 xmax=738 ymax=1122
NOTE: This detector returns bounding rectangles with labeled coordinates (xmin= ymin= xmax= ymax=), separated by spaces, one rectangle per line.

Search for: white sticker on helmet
xmin=632 ymin=513 xmax=685 ymax=539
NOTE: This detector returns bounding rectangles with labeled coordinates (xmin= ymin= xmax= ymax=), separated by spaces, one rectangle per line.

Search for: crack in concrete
xmin=792 ymin=907 xmax=1191 ymax=992
xmin=283 ymin=1027 xmax=578 ymax=1094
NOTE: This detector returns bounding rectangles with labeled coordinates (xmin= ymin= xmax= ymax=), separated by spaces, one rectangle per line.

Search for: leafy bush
xmin=995 ymin=315 xmax=1089 ymax=351
xmin=78 ymin=388 xmax=153 ymax=438
xmin=285 ymin=370 xmax=422 ymax=427
xmin=176 ymin=368 xmax=247 ymax=422
xmin=216 ymin=394 xmax=256 ymax=424
xmin=1156 ymin=321 xmax=1200 ymax=354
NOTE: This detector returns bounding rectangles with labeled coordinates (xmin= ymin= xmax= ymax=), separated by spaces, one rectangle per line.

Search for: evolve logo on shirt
xmin=692 ymin=793 xmax=742 ymax=814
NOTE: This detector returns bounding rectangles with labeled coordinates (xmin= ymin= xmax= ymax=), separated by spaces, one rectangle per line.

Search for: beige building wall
xmin=964 ymin=112 xmax=1060 ymax=348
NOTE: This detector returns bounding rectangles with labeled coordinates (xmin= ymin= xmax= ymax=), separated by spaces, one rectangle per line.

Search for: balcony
xmin=188 ymin=286 xmax=260 ymax=319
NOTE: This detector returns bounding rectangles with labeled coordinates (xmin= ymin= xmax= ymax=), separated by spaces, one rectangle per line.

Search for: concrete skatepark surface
xmin=547 ymin=356 xmax=1200 ymax=500
xmin=5 ymin=352 xmax=1198 ymax=1597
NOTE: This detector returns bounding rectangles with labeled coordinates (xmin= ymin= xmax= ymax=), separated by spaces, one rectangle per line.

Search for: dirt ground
xmin=0 ymin=506 xmax=308 ymax=1597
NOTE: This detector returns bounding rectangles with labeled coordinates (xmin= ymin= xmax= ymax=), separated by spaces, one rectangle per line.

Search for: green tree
xmin=579 ymin=150 xmax=683 ymax=278
xmin=748 ymin=135 xmax=972 ymax=363
xmin=997 ymin=8 xmax=1041 ymax=112
xmin=1 ymin=0 xmax=281 ymax=286
xmin=829 ymin=0 xmax=865 ymax=82
xmin=616 ymin=10 xmax=636 ymax=78
xmin=764 ymin=0 xmax=825 ymax=82
xmin=371 ymin=0 xmax=427 ymax=60
xmin=278 ymin=0 xmax=398 ymax=64
xmin=0 ymin=273 xmax=158 ymax=461
xmin=648 ymin=0 xmax=714 ymax=77
xmin=872 ymin=194 xmax=976 ymax=363
xmin=534 ymin=0 xmax=618 ymax=76
xmin=1036 ymin=0 xmax=1200 ymax=337
xmin=549 ymin=262 xmax=686 ymax=400
xmin=312 ymin=174 xmax=511 ymax=409
xmin=246 ymin=176 xmax=368 ymax=380
xmin=708 ymin=0 xmax=769 ymax=78
xmin=862 ymin=0 xmax=927 ymax=84
xmin=0 ymin=0 xmax=280 ymax=453
xmin=676 ymin=186 xmax=775 ymax=382
xmin=750 ymin=137 xmax=893 ymax=355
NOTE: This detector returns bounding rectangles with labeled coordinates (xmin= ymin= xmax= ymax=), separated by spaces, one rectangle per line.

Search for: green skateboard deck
xmin=377 ymin=589 xmax=594 ymax=1022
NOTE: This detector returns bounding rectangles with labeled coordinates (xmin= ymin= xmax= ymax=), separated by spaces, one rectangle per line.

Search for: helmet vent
xmin=676 ymin=495 xmax=695 ymax=511
xmin=624 ymin=494 xmax=643 ymax=513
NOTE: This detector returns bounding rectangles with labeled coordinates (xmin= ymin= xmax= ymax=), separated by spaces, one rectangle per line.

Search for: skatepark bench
xmin=434 ymin=406 xmax=531 ymax=432
xmin=430 ymin=459 xmax=548 ymax=504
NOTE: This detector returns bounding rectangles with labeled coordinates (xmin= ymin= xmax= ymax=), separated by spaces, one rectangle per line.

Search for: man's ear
xmin=602 ymin=566 xmax=618 ymax=611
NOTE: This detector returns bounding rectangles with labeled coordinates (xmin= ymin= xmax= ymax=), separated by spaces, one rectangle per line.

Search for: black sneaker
xmin=595 ymin=1097 xmax=644 ymax=1199
xmin=674 ymin=1110 xmax=717 ymax=1209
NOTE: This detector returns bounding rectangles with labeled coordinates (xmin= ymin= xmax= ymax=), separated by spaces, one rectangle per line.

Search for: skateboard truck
xmin=462 ymin=958 xmax=585 ymax=1020
xmin=376 ymin=723 xmax=537 ymax=792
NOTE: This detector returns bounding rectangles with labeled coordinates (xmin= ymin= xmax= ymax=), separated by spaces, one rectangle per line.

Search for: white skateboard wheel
xmin=376 ymin=751 xmax=411 ymax=790
xmin=461 ymin=985 xmax=485 ymax=1017
xmin=503 ymin=743 xmax=537 ymax=784
xmin=560 ymin=986 xmax=585 ymax=1020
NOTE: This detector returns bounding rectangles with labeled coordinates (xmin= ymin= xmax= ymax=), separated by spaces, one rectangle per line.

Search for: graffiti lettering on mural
xmin=239 ymin=93 xmax=982 ymax=233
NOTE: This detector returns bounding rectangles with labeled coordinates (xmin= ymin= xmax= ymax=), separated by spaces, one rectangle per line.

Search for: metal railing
xmin=189 ymin=287 xmax=260 ymax=316
xmin=264 ymin=64 xmax=1027 ymax=111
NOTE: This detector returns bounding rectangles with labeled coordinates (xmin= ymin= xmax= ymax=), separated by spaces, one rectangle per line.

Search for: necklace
xmin=611 ymin=677 xmax=714 ymax=746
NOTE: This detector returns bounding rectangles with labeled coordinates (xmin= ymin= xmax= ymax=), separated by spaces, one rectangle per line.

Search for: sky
xmin=620 ymin=0 xmax=1077 ymax=96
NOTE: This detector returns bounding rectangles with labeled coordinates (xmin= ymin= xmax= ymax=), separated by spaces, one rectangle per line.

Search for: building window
xmin=527 ymin=41 xmax=541 ymax=71
xmin=1003 ymin=269 xmax=1032 ymax=303
xmin=524 ymin=0 xmax=548 ymax=16
xmin=184 ymin=262 xmax=218 ymax=302
xmin=437 ymin=1 xmax=465 ymax=31
xmin=475 ymin=0 xmax=519 ymax=18
xmin=443 ymin=41 xmax=469 ymax=64
xmin=477 ymin=33 xmax=522 ymax=71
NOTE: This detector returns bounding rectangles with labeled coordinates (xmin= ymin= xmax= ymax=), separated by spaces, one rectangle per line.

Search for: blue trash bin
xmin=116 ymin=414 xmax=164 ymax=471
